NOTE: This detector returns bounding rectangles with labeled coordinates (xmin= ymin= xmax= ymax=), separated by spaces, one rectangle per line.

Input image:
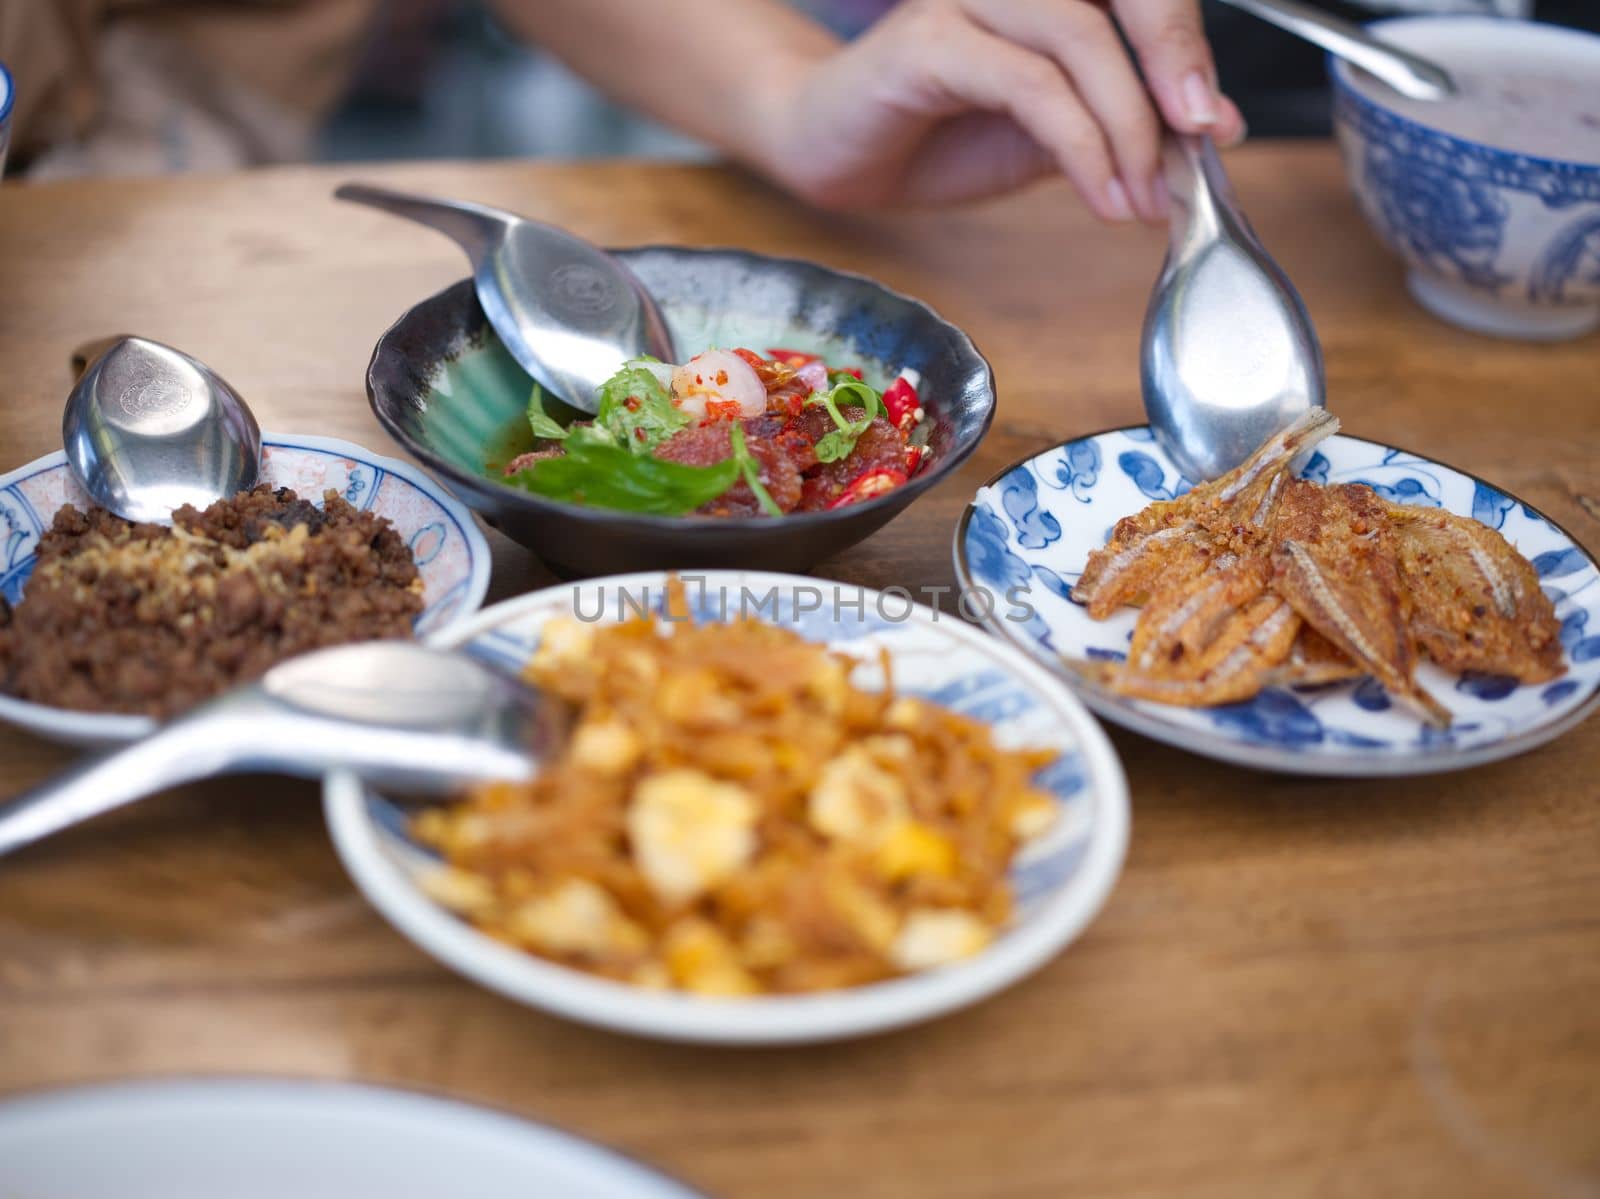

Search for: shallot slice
xmin=671 ymin=350 xmax=767 ymax=419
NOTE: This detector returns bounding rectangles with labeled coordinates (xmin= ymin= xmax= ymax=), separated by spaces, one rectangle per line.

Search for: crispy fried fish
xmin=1087 ymin=593 xmax=1301 ymax=707
xmin=1125 ymin=556 xmax=1275 ymax=677
xmin=1265 ymin=626 xmax=1366 ymax=688
xmin=1072 ymin=409 xmax=1340 ymax=618
xmin=1269 ymin=479 xmax=1451 ymax=727
xmin=1385 ymin=504 xmax=1565 ymax=682
xmin=1086 ymin=558 xmax=1302 ymax=705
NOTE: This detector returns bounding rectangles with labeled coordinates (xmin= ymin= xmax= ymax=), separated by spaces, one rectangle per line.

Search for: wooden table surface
xmin=1 ymin=146 xmax=1597 ymax=1198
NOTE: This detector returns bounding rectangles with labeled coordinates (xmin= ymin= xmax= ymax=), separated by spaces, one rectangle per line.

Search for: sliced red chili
xmin=766 ymin=347 xmax=819 ymax=367
xmin=882 ymin=377 xmax=924 ymax=433
xmin=731 ymin=348 xmax=767 ymax=370
xmin=826 ymin=468 xmax=909 ymax=509
xmin=705 ymin=399 xmax=743 ymax=421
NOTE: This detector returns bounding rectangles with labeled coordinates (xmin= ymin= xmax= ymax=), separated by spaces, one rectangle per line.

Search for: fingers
xmin=899 ymin=16 xmax=1133 ymax=222
xmin=958 ymin=0 xmax=1166 ymax=221
xmin=901 ymin=114 xmax=1059 ymax=206
xmin=1112 ymin=0 xmax=1245 ymax=145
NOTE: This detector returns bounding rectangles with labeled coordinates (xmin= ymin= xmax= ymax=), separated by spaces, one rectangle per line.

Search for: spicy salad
xmin=498 ymin=348 xmax=928 ymax=517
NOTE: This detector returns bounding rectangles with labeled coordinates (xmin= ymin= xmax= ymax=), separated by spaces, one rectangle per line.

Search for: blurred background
xmin=320 ymin=0 xmax=1593 ymax=163
xmin=3 ymin=0 xmax=1597 ymax=180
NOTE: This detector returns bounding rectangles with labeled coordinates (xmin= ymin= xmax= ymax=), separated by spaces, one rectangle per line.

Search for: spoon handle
xmin=1216 ymin=0 xmax=1454 ymax=101
xmin=0 ymin=677 xmax=537 ymax=857
xmin=334 ymin=183 xmax=512 ymax=271
xmin=1162 ymin=134 xmax=1251 ymax=263
xmin=0 ymin=711 xmax=255 ymax=858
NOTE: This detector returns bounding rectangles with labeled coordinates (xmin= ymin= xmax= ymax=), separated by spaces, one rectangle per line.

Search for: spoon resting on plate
xmin=63 ymin=336 xmax=263 ymax=524
xmin=0 ymin=642 xmax=555 ymax=858
xmin=1140 ymin=134 xmax=1326 ymax=482
xmin=334 ymin=183 xmax=677 ymax=414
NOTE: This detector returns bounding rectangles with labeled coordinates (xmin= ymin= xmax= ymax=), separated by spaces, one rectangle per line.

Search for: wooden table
xmin=1 ymin=147 xmax=1597 ymax=1198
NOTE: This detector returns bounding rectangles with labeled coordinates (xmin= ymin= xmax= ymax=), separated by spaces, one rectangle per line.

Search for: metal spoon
xmin=334 ymin=183 xmax=676 ymax=413
xmin=63 ymin=336 xmax=262 ymax=524
xmin=1216 ymin=0 xmax=1455 ymax=102
xmin=0 ymin=642 xmax=553 ymax=858
xmin=1141 ymin=135 xmax=1325 ymax=482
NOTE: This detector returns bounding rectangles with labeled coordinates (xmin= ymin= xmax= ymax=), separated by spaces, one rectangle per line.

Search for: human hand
xmin=754 ymin=0 xmax=1246 ymax=221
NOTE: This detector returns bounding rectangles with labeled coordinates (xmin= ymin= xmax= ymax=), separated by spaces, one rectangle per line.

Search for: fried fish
xmin=1269 ymin=479 xmax=1451 ymax=727
xmin=1071 ymin=409 xmax=1341 ymax=619
xmin=1070 ymin=415 xmax=1567 ymax=726
xmin=1386 ymin=504 xmax=1564 ymax=682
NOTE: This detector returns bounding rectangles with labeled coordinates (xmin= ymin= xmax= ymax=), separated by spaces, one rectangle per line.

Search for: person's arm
xmin=489 ymin=0 xmax=1244 ymax=223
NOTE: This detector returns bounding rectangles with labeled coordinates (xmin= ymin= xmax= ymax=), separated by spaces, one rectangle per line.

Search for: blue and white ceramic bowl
xmin=324 ymin=570 xmax=1128 ymax=1045
xmin=954 ymin=427 xmax=1600 ymax=777
xmin=1330 ymin=17 xmax=1600 ymax=340
xmin=0 ymin=62 xmax=13 ymax=177
xmin=0 ymin=433 xmax=492 ymax=747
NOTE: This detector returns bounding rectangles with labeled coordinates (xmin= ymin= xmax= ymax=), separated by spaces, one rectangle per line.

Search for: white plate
xmin=0 ymin=1078 xmax=703 ymax=1198
xmin=954 ymin=426 xmax=1600 ymax=776
xmin=324 ymin=570 xmax=1129 ymax=1045
xmin=0 ymin=433 xmax=492 ymax=746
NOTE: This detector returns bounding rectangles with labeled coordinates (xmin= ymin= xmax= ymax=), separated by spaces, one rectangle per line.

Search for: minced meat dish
xmin=0 ymin=486 xmax=424 ymax=717
xmin=502 ymin=348 xmax=931 ymax=517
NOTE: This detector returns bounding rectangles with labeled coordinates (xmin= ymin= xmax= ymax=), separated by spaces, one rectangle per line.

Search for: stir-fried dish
xmin=414 ymin=581 xmax=1060 ymax=996
xmin=498 ymin=348 xmax=929 ymax=516
xmin=1071 ymin=410 xmax=1565 ymax=725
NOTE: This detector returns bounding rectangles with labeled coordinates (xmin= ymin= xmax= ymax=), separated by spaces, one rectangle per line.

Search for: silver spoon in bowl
xmin=334 ymin=183 xmax=677 ymax=414
xmin=0 ymin=641 xmax=555 ymax=858
xmin=1140 ymin=134 xmax=1326 ymax=482
xmin=63 ymin=336 xmax=263 ymax=524
xmin=1216 ymin=0 xmax=1455 ymax=102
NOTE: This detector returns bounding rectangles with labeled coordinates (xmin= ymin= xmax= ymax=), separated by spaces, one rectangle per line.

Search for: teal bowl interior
xmin=366 ymin=247 xmax=996 ymax=576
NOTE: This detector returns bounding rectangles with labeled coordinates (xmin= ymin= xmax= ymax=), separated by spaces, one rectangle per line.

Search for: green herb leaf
xmin=507 ymin=430 xmax=737 ymax=515
xmin=806 ymin=379 xmax=885 ymax=463
xmin=729 ymin=424 xmax=782 ymax=517
xmin=594 ymin=359 xmax=690 ymax=455
xmin=526 ymin=382 xmax=569 ymax=441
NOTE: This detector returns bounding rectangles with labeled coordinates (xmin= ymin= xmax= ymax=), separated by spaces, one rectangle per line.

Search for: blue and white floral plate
xmin=324 ymin=570 xmax=1128 ymax=1044
xmin=0 ymin=433 xmax=492 ymax=747
xmin=954 ymin=427 xmax=1600 ymax=777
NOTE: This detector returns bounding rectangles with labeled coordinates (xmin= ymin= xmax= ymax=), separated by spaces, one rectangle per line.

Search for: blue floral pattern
xmin=1530 ymin=213 xmax=1600 ymax=305
xmin=1471 ymin=482 xmax=1514 ymax=531
xmin=1333 ymin=76 xmax=1600 ymax=307
xmin=998 ymin=466 xmax=1061 ymax=550
xmin=959 ymin=426 xmax=1600 ymax=774
xmin=1044 ymin=439 xmax=1101 ymax=503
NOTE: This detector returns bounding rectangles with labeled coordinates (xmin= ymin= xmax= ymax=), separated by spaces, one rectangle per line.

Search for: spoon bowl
xmin=1141 ymin=135 xmax=1325 ymax=482
xmin=62 ymin=336 xmax=262 ymax=523
xmin=335 ymin=183 xmax=676 ymax=412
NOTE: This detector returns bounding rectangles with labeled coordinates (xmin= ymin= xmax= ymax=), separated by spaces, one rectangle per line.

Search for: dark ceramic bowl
xmin=365 ymin=247 xmax=995 ymax=576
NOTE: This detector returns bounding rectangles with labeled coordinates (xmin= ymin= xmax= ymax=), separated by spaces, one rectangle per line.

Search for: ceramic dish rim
xmin=363 ymin=246 xmax=997 ymax=532
xmin=0 ymin=430 xmax=493 ymax=746
xmin=952 ymin=423 xmax=1600 ymax=778
xmin=0 ymin=1075 xmax=706 ymax=1198
xmin=323 ymin=569 xmax=1129 ymax=1045
xmin=1327 ymin=14 xmax=1600 ymax=172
